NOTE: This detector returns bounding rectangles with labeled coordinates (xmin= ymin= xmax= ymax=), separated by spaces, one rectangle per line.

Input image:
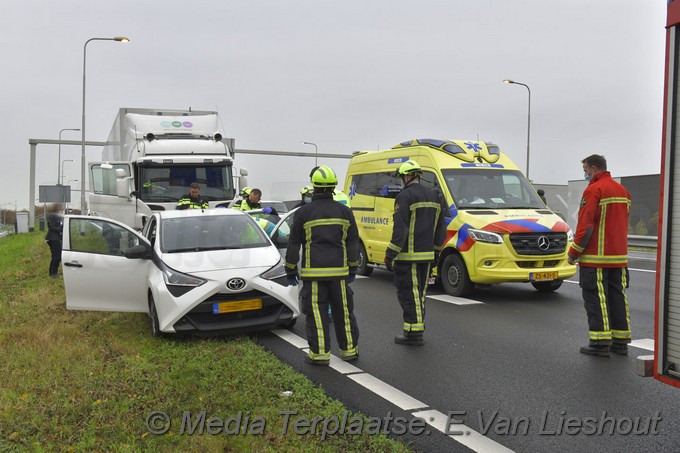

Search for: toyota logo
xmin=226 ymin=278 xmax=246 ymax=291
xmin=537 ymin=236 xmax=551 ymax=251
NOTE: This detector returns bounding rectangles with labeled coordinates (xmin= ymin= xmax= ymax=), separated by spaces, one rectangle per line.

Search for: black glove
xmin=286 ymin=273 xmax=299 ymax=287
xmin=385 ymin=256 xmax=394 ymax=272
xmin=346 ymin=274 xmax=356 ymax=284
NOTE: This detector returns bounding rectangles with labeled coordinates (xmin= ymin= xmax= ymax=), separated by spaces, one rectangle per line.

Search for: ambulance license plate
xmin=530 ymin=271 xmax=558 ymax=281
xmin=213 ymin=298 xmax=262 ymax=314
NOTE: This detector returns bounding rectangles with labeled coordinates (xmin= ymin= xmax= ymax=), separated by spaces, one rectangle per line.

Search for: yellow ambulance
xmin=344 ymin=138 xmax=576 ymax=297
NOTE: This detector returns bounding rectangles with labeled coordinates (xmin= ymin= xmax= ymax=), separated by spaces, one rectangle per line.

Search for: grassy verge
xmin=0 ymin=232 xmax=410 ymax=452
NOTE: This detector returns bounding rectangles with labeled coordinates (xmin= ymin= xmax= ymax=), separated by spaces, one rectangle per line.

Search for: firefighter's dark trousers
xmin=301 ymin=279 xmax=359 ymax=361
xmin=579 ymin=266 xmax=631 ymax=344
xmin=393 ymin=261 xmax=431 ymax=332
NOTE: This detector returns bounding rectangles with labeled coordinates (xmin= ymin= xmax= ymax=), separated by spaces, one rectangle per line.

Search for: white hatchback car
xmin=62 ymin=209 xmax=300 ymax=336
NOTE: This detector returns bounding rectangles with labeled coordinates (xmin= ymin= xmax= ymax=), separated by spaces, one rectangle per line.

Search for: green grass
xmin=0 ymin=232 xmax=411 ymax=452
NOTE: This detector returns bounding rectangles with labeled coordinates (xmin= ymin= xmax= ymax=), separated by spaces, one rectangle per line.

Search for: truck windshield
xmin=441 ymin=168 xmax=545 ymax=209
xmin=139 ymin=164 xmax=234 ymax=203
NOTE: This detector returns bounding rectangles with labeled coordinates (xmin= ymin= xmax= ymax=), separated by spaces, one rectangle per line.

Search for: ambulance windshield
xmin=442 ymin=169 xmax=545 ymax=209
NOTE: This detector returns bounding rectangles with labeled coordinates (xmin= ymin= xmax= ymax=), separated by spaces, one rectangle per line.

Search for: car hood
xmin=160 ymin=246 xmax=282 ymax=273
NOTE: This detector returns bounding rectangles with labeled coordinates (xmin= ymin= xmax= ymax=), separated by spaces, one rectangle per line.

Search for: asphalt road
xmin=257 ymin=253 xmax=679 ymax=453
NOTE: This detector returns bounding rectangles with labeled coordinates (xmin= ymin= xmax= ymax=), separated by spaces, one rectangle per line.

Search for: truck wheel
xmin=531 ymin=279 xmax=563 ymax=292
xmin=357 ymin=242 xmax=373 ymax=276
xmin=441 ymin=254 xmax=473 ymax=297
xmin=149 ymin=295 xmax=163 ymax=338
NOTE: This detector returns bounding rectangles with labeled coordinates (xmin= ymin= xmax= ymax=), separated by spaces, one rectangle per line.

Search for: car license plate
xmin=213 ymin=298 xmax=262 ymax=314
xmin=530 ymin=271 xmax=558 ymax=281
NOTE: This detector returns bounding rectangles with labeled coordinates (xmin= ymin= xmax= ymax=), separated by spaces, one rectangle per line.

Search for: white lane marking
xmin=413 ymin=409 xmax=514 ymax=453
xmin=348 ymin=373 xmax=428 ymax=411
xmin=629 ymin=267 xmax=655 ymax=273
xmin=630 ymin=338 xmax=655 ymax=351
xmin=329 ymin=355 xmax=363 ymax=374
xmin=428 ymin=294 xmax=484 ymax=305
xmin=273 ymin=329 xmax=309 ymax=348
xmin=356 ymin=275 xmax=369 ymax=279
xmin=564 ymin=279 xmax=579 ymax=284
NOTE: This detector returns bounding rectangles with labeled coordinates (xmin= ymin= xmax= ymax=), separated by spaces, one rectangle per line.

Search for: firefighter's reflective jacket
xmin=568 ymin=171 xmax=631 ymax=268
xmin=285 ymin=192 xmax=359 ymax=280
xmin=386 ymin=182 xmax=447 ymax=263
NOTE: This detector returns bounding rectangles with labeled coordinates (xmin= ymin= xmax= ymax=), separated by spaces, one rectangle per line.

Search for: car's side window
xmin=69 ymin=219 xmax=140 ymax=256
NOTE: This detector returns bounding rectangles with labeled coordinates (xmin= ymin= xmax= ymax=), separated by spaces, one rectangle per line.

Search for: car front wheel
xmin=441 ymin=254 xmax=473 ymax=297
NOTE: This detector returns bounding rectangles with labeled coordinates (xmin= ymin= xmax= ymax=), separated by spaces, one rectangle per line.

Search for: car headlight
xmin=261 ymin=260 xmax=288 ymax=286
xmin=162 ymin=262 xmax=206 ymax=297
xmin=468 ymin=228 xmax=503 ymax=244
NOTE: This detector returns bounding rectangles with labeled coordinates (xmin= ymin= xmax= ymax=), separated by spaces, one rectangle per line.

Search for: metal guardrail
xmin=628 ymin=235 xmax=658 ymax=249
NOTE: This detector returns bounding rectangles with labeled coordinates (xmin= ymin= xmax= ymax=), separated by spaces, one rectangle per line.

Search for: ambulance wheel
xmin=441 ymin=254 xmax=473 ymax=297
xmin=531 ymin=279 xmax=563 ymax=292
xmin=357 ymin=242 xmax=373 ymax=276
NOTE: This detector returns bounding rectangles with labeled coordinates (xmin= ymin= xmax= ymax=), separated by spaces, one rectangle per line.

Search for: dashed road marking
xmin=414 ymin=409 xmax=514 ymax=453
xmin=427 ymin=294 xmax=484 ymax=305
xmin=630 ymin=338 xmax=654 ymax=351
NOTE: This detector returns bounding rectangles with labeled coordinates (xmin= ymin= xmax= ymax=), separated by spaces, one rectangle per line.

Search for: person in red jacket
xmin=568 ymin=154 xmax=632 ymax=357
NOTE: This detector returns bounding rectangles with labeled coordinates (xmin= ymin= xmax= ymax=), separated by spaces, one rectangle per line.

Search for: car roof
xmin=155 ymin=208 xmax=247 ymax=220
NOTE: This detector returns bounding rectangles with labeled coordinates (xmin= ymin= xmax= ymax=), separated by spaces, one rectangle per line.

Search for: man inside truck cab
xmin=176 ymin=182 xmax=209 ymax=210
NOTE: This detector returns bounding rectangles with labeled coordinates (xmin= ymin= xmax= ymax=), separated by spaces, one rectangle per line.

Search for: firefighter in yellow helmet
xmin=294 ymin=185 xmax=314 ymax=208
xmin=385 ymin=160 xmax=446 ymax=346
xmin=285 ymin=165 xmax=360 ymax=365
xmin=232 ymin=186 xmax=251 ymax=210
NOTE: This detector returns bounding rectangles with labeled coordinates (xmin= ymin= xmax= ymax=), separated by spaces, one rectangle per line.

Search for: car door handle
xmin=64 ymin=262 xmax=83 ymax=268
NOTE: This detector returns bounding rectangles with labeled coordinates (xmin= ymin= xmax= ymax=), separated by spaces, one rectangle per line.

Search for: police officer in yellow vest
xmin=176 ymin=182 xmax=209 ymax=210
xmin=385 ymin=160 xmax=446 ymax=346
xmin=285 ymin=165 xmax=360 ymax=365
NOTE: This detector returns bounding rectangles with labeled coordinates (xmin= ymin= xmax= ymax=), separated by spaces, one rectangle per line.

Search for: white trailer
xmin=88 ymin=108 xmax=245 ymax=229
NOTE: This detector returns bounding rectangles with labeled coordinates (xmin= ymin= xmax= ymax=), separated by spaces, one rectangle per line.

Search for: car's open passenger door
xmin=62 ymin=215 xmax=149 ymax=313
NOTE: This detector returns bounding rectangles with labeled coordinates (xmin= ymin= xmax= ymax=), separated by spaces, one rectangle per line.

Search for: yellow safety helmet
xmin=311 ymin=165 xmax=338 ymax=188
xmin=300 ymin=185 xmax=313 ymax=196
xmin=396 ymin=160 xmax=422 ymax=176
xmin=240 ymin=186 xmax=252 ymax=197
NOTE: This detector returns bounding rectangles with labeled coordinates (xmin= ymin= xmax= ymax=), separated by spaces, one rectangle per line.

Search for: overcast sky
xmin=0 ymin=0 xmax=666 ymax=210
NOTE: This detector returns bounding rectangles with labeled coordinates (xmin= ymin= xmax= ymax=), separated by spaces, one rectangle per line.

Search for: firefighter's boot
xmin=394 ymin=330 xmax=424 ymax=346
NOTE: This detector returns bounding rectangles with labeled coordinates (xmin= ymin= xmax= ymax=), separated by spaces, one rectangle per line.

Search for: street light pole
xmin=302 ymin=141 xmax=318 ymax=167
xmin=61 ymin=159 xmax=75 ymax=185
xmin=57 ymin=128 xmax=80 ymax=184
xmin=503 ymin=79 xmax=531 ymax=180
xmin=81 ymin=36 xmax=130 ymax=213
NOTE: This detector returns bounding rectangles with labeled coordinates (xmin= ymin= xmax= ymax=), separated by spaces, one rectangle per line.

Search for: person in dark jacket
xmin=285 ymin=165 xmax=360 ymax=365
xmin=176 ymin=182 xmax=209 ymax=210
xmin=45 ymin=209 xmax=64 ymax=277
xmin=385 ymin=160 xmax=447 ymax=345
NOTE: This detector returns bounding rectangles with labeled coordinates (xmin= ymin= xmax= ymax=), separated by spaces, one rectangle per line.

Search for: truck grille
xmin=509 ymin=232 xmax=567 ymax=256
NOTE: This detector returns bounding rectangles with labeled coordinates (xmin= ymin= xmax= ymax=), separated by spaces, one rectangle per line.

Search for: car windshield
xmin=160 ymin=214 xmax=270 ymax=253
xmin=442 ymin=168 xmax=545 ymax=209
xmin=138 ymin=164 xmax=234 ymax=203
